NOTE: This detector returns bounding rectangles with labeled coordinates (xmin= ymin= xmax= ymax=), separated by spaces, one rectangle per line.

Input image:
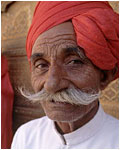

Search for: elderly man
xmin=11 ymin=1 xmax=119 ymax=149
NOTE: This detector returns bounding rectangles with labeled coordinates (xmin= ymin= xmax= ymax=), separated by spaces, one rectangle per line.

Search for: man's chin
xmin=41 ymin=100 xmax=86 ymax=122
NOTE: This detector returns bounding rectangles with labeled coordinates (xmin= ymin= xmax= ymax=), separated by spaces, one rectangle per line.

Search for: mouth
xmin=50 ymin=99 xmax=72 ymax=105
xmin=45 ymin=99 xmax=79 ymax=112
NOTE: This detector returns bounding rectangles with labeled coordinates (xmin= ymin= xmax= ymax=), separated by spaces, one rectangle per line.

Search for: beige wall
xmin=1 ymin=1 xmax=119 ymax=134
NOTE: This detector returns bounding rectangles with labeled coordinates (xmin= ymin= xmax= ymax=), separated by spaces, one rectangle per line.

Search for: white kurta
xmin=11 ymin=105 xmax=119 ymax=149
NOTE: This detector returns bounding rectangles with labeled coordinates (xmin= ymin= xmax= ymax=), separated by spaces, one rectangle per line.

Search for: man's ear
xmin=100 ymin=67 xmax=117 ymax=90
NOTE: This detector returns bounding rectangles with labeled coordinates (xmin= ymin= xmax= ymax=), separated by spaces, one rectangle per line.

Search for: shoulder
xmin=98 ymin=105 xmax=118 ymax=135
xmin=16 ymin=116 xmax=51 ymax=136
xmin=100 ymin=112 xmax=119 ymax=148
xmin=20 ymin=116 xmax=49 ymax=130
xmin=11 ymin=116 xmax=50 ymax=149
xmin=104 ymin=113 xmax=119 ymax=134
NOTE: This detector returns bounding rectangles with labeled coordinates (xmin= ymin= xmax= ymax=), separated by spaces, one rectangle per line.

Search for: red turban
xmin=26 ymin=1 xmax=119 ymax=79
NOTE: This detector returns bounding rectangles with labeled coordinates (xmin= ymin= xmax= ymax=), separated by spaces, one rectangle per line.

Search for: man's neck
xmin=55 ymin=101 xmax=99 ymax=134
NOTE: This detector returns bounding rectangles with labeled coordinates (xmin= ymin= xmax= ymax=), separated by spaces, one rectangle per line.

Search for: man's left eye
xmin=68 ymin=59 xmax=83 ymax=65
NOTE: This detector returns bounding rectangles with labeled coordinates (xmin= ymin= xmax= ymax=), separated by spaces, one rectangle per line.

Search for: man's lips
xmin=50 ymin=99 xmax=70 ymax=105
xmin=45 ymin=99 xmax=79 ymax=112
xmin=47 ymin=99 xmax=75 ymax=110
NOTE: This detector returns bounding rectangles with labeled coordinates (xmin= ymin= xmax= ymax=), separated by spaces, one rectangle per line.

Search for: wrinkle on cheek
xmin=31 ymin=73 xmax=44 ymax=92
xmin=82 ymin=68 xmax=100 ymax=89
xmin=66 ymin=66 xmax=100 ymax=90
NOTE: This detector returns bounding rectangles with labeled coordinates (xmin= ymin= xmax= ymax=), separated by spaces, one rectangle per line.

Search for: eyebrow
xmin=64 ymin=46 xmax=87 ymax=60
xmin=30 ymin=53 xmax=44 ymax=61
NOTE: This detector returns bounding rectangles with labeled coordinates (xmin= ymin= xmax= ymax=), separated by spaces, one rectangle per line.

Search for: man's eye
xmin=35 ymin=63 xmax=48 ymax=69
xmin=68 ymin=59 xmax=83 ymax=65
xmin=34 ymin=60 xmax=49 ymax=69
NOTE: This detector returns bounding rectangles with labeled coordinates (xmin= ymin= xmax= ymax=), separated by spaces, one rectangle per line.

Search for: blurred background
xmin=1 ymin=1 xmax=119 ymax=148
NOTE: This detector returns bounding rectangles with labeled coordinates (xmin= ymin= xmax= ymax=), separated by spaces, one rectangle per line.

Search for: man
xmin=11 ymin=1 xmax=119 ymax=149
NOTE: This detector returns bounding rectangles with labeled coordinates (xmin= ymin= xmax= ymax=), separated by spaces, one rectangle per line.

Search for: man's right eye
xmin=34 ymin=60 xmax=49 ymax=71
xmin=35 ymin=63 xmax=48 ymax=69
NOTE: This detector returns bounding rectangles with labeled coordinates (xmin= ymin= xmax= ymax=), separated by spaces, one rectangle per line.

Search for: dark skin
xmin=30 ymin=22 xmax=116 ymax=134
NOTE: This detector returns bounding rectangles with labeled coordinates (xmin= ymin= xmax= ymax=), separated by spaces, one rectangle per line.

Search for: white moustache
xmin=19 ymin=86 xmax=100 ymax=106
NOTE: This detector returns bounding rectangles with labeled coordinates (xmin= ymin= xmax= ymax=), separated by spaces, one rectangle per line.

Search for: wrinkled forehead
xmin=32 ymin=21 xmax=77 ymax=53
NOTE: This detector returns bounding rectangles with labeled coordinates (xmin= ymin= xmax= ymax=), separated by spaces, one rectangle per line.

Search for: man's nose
xmin=44 ymin=65 xmax=68 ymax=93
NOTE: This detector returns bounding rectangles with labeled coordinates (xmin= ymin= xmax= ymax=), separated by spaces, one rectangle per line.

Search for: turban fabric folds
xmin=26 ymin=1 xmax=119 ymax=79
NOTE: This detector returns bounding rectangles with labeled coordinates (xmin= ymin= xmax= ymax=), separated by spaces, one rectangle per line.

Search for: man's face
xmin=31 ymin=22 xmax=101 ymax=122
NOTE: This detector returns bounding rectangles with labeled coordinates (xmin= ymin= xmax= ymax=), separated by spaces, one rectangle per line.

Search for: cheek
xmin=31 ymin=72 xmax=45 ymax=92
xmin=66 ymin=66 xmax=101 ymax=90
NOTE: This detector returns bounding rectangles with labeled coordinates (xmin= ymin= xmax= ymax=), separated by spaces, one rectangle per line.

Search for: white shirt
xmin=11 ymin=105 xmax=119 ymax=149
